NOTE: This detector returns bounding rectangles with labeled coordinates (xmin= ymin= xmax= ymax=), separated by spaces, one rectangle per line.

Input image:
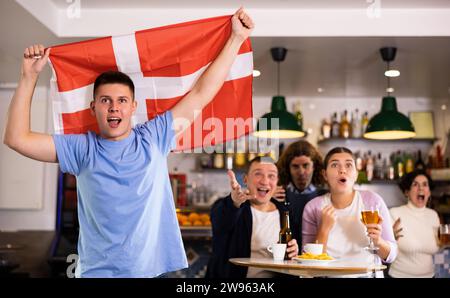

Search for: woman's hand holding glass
xmin=365 ymin=215 xmax=384 ymax=248
xmin=361 ymin=203 xmax=381 ymax=252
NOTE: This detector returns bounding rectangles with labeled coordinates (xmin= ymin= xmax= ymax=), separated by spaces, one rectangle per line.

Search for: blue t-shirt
xmin=53 ymin=111 xmax=188 ymax=277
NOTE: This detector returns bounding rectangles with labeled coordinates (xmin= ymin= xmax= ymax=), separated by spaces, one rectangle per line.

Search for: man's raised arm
xmin=171 ymin=7 xmax=254 ymax=134
xmin=3 ymin=44 xmax=57 ymax=163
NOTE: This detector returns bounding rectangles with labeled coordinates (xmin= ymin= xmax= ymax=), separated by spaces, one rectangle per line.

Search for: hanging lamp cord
xmin=386 ymin=62 xmax=391 ymax=96
xmin=277 ymin=62 xmax=280 ymax=96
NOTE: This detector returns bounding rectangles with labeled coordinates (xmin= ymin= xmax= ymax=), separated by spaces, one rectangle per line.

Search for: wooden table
xmin=229 ymin=257 xmax=386 ymax=278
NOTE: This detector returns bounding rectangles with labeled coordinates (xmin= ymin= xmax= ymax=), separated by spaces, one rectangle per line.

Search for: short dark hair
xmin=398 ymin=170 xmax=435 ymax=193
xmin=323 ymin=147 xmax=354 ymax=168
xmin=93 ymin=71 xmax=135 ymax=99
xmin=277 ymin=140 xmax=324 ymax=187
xmin=246 ymin=156 xmax=276 ymax=174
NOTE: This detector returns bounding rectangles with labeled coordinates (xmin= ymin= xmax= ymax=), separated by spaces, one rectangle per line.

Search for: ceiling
xmin=0 ymin=1 xmax=83 ymax=85
xmin=251 ymin=36 xmax=450 ymax=98
xmin=1 ymin=0 xmax=449 ymax=99
xmin=49 ymin=0 xmax=450 ymax=9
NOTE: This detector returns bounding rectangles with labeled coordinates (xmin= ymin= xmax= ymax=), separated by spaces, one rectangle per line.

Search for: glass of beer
xmin=361 ymin=203 xmax=380 ymax=252
xmin=439 ymin=224 xmax=450 ymax=247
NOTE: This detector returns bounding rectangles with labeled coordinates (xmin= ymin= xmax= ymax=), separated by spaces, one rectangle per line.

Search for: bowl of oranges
xmin=177 ymin=212 xmax=211 ymax=227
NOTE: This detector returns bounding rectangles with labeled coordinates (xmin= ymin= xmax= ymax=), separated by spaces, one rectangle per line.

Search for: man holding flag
xmin=3 ymin=8 xmax=254 ymax=277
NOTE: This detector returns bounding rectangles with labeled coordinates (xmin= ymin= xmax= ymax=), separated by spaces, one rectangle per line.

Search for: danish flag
xmin=48 ymin=15 xmax=254 ymax=151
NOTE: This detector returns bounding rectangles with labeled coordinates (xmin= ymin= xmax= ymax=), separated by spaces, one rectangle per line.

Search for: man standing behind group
xmin=276 ymin=140 xmax=328 ymax=246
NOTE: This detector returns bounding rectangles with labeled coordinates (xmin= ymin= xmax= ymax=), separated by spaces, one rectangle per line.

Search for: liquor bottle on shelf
xmin=388 ymin=163 xmax=395 ymax=180
xmin=436 ymin=145 xmax=444 ymax=169
xmin=339 ymin=110 xmax=351 ymax=138
xmin=355 ymin=151 xmax=367 ymax=184
xmin=382 ymin=158 xmax=390 ymax=180
xmin=366 ymin=151 xmax=374 ymax=182
xmin=355 ymin=151 xmax=363 ymax=172
xmin=234 ymin=152 xmax=247 ymax=169
xmin=247 ymin=152 xmax=257 ymax=163
xmin=321 ymin=119 xmax=331 ymax=139
xmin=213 ymin=144 xmax=225 ymax=169
xmin=374 ymin=152 xmax=384 ymax=180
xmin=199 ymin=154 xmax=213 ymax=169
xmin=362 ymin=152 xmax=368 ymax=173
xmin=294 ymin=101 xmax=303 ymax=129
xmin=414 ymin=150 xmax=426 ymax=170
xmin=226 ymin=153 xmax=234 ymax=170
xmin=394 ymin=150 xmax=405 ymax=179
xmin=351 ymin=109 xmax=362 ymax=138
xmin=331 ymin=112 xmax=340 ymax=138
xmin=388 ymin=152 xmax=396 ymax=180
xmin=404 ymin=152 xmax=414 ymax=174
xmin=361 ymin=111 xmax=369 ymax=136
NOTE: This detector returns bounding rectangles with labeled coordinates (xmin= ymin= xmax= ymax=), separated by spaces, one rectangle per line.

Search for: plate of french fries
xmin=293 ymin=252 xmax=335 ymax=265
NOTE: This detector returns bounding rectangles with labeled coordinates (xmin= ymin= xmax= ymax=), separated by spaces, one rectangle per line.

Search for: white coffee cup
xmin=267 ymin=243 xmax=287 ymax=261
xmin=303 ymin=243 xmax=323 ymax=255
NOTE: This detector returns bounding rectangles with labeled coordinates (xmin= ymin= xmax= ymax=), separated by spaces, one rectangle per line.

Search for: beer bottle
xmin=279 ymin=210 xmax=292 ymax=260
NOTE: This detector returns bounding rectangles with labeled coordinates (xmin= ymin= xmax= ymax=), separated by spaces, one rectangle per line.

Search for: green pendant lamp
xmin=364 ymin=47 xmax=416 ymax=140
xmin=253 ymin=47 xmax=305 ymax=139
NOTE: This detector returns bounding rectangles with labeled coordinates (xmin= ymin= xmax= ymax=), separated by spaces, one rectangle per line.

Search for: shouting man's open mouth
xmin=107 ymin=117 xmax=122 ymax=128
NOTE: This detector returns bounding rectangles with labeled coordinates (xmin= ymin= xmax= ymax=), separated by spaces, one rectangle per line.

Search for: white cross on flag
xmin=48 ymin=15 xmax=254 ymax=151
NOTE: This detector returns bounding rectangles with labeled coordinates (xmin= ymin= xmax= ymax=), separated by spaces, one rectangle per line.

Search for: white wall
xmin=0 ymin=86 xmax=58 ymax=231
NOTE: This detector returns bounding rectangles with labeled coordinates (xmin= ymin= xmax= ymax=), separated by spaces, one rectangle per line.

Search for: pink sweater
xmin=302 ymin=190 xmax=398 ymax=263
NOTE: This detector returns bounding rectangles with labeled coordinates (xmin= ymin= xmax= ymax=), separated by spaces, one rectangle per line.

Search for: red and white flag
xmin=49 ymin=15 xmax=254 ymax=151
